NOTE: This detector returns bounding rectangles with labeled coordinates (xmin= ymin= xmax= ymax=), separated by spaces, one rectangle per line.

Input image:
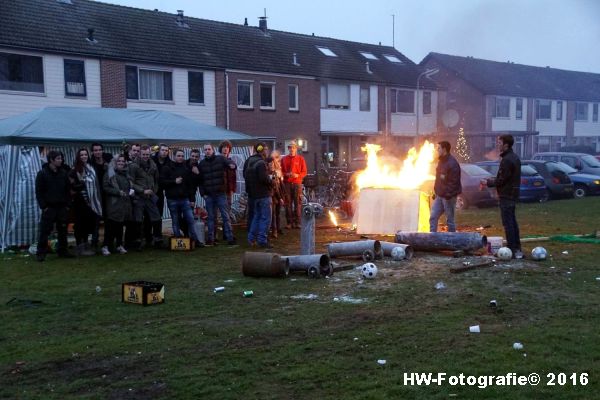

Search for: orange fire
xmin=328 ymin=210 xmax=338 ymax=227
xmin=355 ymin=141 xmax=436 ymax=190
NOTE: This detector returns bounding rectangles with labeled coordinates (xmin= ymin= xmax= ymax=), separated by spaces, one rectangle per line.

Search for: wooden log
xmin=395 ymin=232 xmax=487 ymax=252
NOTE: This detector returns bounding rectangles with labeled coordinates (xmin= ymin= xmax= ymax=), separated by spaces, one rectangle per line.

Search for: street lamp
xmin=415 ymin=68 xmax=439 ymax=146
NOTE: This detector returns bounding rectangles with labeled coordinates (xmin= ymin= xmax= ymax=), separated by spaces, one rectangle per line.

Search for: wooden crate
xmin=122 ymin=281 xmax=165 ymax=305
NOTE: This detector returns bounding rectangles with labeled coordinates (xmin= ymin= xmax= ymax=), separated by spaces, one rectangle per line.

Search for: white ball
xmin=497 ymin=247 xmax=513 ymax=260
xmin=531 ymin=246 xmax=547 ymax=261
xmin=391 ymin=246 xmax=406 ymax=261
xmin=361 ymin=262 xmax=378 ymax=279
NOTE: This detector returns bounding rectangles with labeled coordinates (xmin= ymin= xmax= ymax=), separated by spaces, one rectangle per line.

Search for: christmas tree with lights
xmin=455 ymin=127 xmax=471 ymax=162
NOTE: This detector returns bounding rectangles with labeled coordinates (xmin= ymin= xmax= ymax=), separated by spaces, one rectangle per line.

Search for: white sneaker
xmin=101 ymin=246 xmax=111 ymax=256
xmin=116 ymin=245 xmax=128 ymax=254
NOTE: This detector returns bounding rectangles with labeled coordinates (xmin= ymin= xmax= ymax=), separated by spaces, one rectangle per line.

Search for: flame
xmin=328 ymin=210 xmax=338 ymax=227
xmin=355 ymin=141 xmax=436 ymax=190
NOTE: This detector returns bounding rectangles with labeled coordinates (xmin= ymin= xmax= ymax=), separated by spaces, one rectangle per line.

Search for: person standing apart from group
xmin=68 ymin=148 xmax=103 ymax=256
xmin=429 ymin=141 xmax=462 ymax=233
xmin=483 ymin=134 xmax=523 ymax=259
xmin=281 ymin=141 xmax=307 ymax=229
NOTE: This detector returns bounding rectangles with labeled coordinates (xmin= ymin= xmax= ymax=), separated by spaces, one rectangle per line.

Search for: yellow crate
xmin=170 ymin=237 xmax=195 ymax=251
xmin=122 ymin=281 xmax=165 ymax=306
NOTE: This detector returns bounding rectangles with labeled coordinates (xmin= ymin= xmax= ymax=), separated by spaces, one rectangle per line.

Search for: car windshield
xmin=521 ymin=165 xmax=538 ymax=176
xmin=461 ymin=164 xmax=491 ymax=176
xmin=550 ymin=161 xmax=577 ymax=174
xmin=581 ymin=155 xmax=600 ymax=167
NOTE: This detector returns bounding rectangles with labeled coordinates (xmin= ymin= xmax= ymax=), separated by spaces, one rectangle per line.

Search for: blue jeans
xmin=499 ymin=199 xmax=521 ymax=252
xmin=248 ymin=197 xmax=272 ymax=246
xmin=429 ymin=195 xmax=457 ymax=232
xmin=205 ymin=193 xmax=233 ymax=242
xmin=167 ymin=198 xmax=198 ymax=241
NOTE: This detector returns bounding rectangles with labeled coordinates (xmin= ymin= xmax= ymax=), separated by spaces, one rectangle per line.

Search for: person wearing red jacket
xmin=281 ymin=141 xmax=307 ymax=228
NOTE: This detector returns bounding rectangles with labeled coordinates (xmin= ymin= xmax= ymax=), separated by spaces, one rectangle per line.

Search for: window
xmin=390 ymin=89 xmax=415 ymax=113
xmin=593 ymin=103 xmax=598 ymax=122
xmin=535 ymin=99 xmax=552 ymax=120
xmin=537 ymin=136 xmax=551 ymax=153
xmin=321 ymin=84 xmax=350 ymax=109
xmin=260 ymin=83 xmax=275 ymax=109
xmin=360 ymin=87 xmax=370 ymax=111
xmin=383 ymin=54 xmax=402 ymax=63
xmin=64 ymin=59 xmax=86 ymax=97
xmin=188 ymin=71 xmax=204 ymax=104
xmin=316 ymin=46 xmax=337 ymax=57
xmin=575 ymin=102 xmax=588 ymax=121
xmin=237 ymin=81 xmax=253 ymax=108
xmin=126 ymin=66 xmax=172 ymax=101
xmin=493 ymin=97 xmax=510 ymax=118
xmin=516 ymin=98 xmax=523 ymax=119
xmin=556 ymin=101 xmax=563 ymax=121
xmin=288 ymin=84 xmax=298 ymax=111
xmin=423 ymin=91 xmax=432 ymax=115
xmin=0 ymin=52 xmax=44 ymax=93
xmin=360 ymin=51 xmax=378 ymax=60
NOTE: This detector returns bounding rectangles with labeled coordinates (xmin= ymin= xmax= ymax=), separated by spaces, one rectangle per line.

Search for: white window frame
xmin=0 ymin=51 xmax=45 ymax=95
xmin=126 ymin=65 xmax=173 ymax=102
xmin=288 ymin=84 xmax=299 ymax=111
xmin=316 ymin=46 xmax=337 ymax=57
xmin=593 ymin=103 xmax=598 ymax=122
xmin=575 ymin=102 xmax=588 ymax=121
xmin=64 ymin=58 xmax=86 ymax=98
xmin=515 ymin=97 xmax=523 ymax=120
xmin=321 ymin=83 xmax=350 ymax=110
xmin=493 ymin=96 xmax=510 ymax=118
xmin=390 ymin=89 xmax=415 ymax=114
xmin=359 ymin=51 xmax=378 ymax=60
xmin=423 ymin=91 xmax=432 ymax=115
xmin=535 ymin=99 xmax=552 ymax=120
xmin=383 ymin=54 xmax=402 ymax=63
xmin=259 ymin=82 xmax=276 ymax=110
xmin=187 ymin=70 xmax=205 ymax=105
xmin=237 ymin=80 xmax=254 ymax=109
xmin=359 ymin=87 xmax=370 ymax=112
xmin=556 ymin=100 xmax=563 ymax=121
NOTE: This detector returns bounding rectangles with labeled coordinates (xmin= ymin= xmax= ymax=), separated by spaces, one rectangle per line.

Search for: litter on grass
xmin=290 ymin=294 xmax=318 ymax=300
xmin=513 ymin=342 xmax=524 ymax=350
xmin=333 ymin=295 xmax=368 ymax=304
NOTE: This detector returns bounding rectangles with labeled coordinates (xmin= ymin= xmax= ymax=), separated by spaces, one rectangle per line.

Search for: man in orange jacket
xmin=281 ymin=141 xmax=307 ymax=228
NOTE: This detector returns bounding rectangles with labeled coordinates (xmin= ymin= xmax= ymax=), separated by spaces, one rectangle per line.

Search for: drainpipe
xmin=225 ymin=71 xmax=230 ymax=129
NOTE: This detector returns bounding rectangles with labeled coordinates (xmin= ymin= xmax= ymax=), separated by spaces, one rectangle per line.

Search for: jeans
xmin=248 ymin=197 xmax=272 ymax=246
xmin=429 ymin=196 xmax=457 ymax=232
xmin=285 ymin=183 xmax=302 ymax=226
xmin=167 ymin=198 xmax=199 ymax=241
xmin=37 ymin=206 xmax=69 ymax=255
xmin=499 ymin=199 xmax=521 ymax=252
xmin=205 ymin=193 xmax=233 ymax=242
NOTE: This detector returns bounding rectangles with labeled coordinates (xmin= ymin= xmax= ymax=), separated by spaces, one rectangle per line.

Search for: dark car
xmin=523 ymin=160 xmax=574 ymax=199
xmin=532 ymin=152 xmax=600 ymax=176
xmin=457 ymin=164 xmax=497 ymax=210
xmin=549 ymin=161 xmax=600 ymax=198
xmin=475 ymin=161 xmax=548 ymax=202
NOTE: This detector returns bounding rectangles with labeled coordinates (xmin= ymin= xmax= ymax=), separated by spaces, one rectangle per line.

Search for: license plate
xmin=534 ymin=181 xmax=542 ymax=186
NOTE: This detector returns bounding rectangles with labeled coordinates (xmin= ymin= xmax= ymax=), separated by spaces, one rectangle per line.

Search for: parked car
xmin=457 ymin=164 xmax=497 ymax=210
xmin=475 ymin=161 xmax=548 ymax=202
xmin=532 ymin=152 xmax=600 ymax=176
xmin=547 ymin=161 xmax=600 ymax=198
xmin=523 ymin=160 xmax=574 ymax=199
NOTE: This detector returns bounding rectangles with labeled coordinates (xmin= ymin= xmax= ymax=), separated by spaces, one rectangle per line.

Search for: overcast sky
xmin=103 ymin=0 xmax=600 ymax=73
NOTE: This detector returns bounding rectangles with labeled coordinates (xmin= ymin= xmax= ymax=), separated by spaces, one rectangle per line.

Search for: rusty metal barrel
xmin=242 ymin=252 xmax=290 ymax=278
xmin=378 ymin=241 xmax=414 ymax=260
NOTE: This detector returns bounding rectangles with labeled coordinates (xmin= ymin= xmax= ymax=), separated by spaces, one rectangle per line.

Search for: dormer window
xmin=360 ymin=51 xmax=378 ymax=60
xmin=384 ymin=54 xmax=403 ymax=63
xmin=316 ymin=46 xmax=337 ymax=57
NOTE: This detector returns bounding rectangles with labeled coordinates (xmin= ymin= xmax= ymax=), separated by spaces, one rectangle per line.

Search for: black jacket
xmin=152 ymin=154 xmax=173 ymax=192
xmin=244 ymin=155 xmax=272 ymax=199
xmin=489 ymin=149 xmax=521 ymax=201
xmin=434 ymin=154 xmax=462 ymax=199
xmin=198 ymin=155 xmax=234 ymax=197
xmin=35 ymin=163 xmax=71 ymax=209
xmin=90 ymin=153 xmax=113 ymax=187
xmin=160 ymin=162 xmax=196 ymax=201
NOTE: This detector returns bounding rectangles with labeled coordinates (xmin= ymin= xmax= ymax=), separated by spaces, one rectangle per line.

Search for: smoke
xmin=484 ymin=149 xmax=500 ymax=161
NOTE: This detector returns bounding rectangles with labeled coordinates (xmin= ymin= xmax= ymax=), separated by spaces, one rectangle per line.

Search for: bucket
xmin=488 ymin=236 xmax=503 ymax=255
xmin=242 ymin=252 xmax=290 ymax=278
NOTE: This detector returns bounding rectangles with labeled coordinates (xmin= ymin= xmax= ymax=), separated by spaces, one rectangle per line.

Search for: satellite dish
xmin=442 ymin=109 xmax=459 ymax=128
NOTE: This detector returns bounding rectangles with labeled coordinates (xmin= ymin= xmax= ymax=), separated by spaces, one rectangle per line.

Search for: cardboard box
xmin=122 ymin=281 xmax=165 ymax=305
xmin=170 ymin=237 xmax=195 ymax=251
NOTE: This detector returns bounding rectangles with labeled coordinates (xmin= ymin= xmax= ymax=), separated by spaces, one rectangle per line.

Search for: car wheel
xmin=574 ymin=185 xmax=588 ymax=199
xmin=456 ymin=195 xmax=467 ymax=210
xmin=538 ymin=191 xmax=549 ymax=203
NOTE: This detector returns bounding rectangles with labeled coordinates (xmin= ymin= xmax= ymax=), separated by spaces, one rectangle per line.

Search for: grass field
xmin=1 ymin=197 xmax=599 ymax=399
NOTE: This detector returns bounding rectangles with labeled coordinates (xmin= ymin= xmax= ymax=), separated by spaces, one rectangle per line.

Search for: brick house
xmin=422 ymin=52 xmax=600 ymax=160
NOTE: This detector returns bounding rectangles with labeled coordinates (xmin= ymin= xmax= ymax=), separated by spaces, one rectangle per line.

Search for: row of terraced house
xmin=2 ymin=0 xmax=600 ymax=170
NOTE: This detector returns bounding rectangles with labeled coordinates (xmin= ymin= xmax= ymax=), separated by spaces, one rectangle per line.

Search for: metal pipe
xmin=395 ymin=232 xmax=487 ymax=252
xmin=283 ymin=254 xmax=333 ymax=277
xmin=300 ymin=203 xmax=323 ymax=255
xmin=242 ymin=252 xmax=289 ymax=278
xmin=327 ymin=240 xmax=381 ymax=259
xmin=378 ymin=241 xmax=414 ymax=260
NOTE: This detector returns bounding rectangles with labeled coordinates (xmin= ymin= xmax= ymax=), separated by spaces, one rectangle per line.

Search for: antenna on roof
xmin=244 ymin=17 xmax=248 ymax=26
xmin=258 ymin=8 xmax=268 ymax=32
xmin=391 ymin=14 xmax=395 ymax=48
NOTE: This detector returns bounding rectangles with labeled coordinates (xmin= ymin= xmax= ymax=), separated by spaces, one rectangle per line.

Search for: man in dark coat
xmin=151 ymin=144 xmax=172 ymax=238
xmin=244 ymin=143 xmax=273 ymax=248
xmin=90 ymin=143 xmax=113 ymax=248
xmin=430 ymin=141 xmax=462 ymax=232
xmin=35 ymin=151 xmax=75 ymax=261
xmin=484 ymin=134 xmax=523 ymax=259
xmin=199 ymin=144 xmax=237 ymax=245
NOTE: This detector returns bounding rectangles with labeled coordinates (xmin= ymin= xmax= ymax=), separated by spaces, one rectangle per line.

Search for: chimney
xmin=244 ymin=17 xmax=248 ymax=26
xmin=366 ymin=62 xmax=373 ymax=74
xmin=86 ymin=28 xmax=97 ymax=43
xmin=293 ymin=53 xmax=300 ymax=66
xmin=176 ymin=10 xmax=188 ymax=27
xmin=259 ymin=16 xmax=267 ymax=32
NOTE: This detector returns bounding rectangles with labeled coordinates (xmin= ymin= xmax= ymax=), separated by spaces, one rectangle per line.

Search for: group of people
xmin=429 ymin=135 xmax=523 ymax=259
xmin=34 ymin=139 xmax=307 ymax=260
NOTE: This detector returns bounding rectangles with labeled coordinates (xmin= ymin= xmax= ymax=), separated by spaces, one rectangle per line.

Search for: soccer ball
xmin=390 ymin=246 xmax=405 ymax=261
xmin=531 ymin=246 xmax=547 ymax=261
xmin=361 ymin=262 xmax=378 ymax=279
xmin=497 ymin=247 xmax=513 ymax=260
